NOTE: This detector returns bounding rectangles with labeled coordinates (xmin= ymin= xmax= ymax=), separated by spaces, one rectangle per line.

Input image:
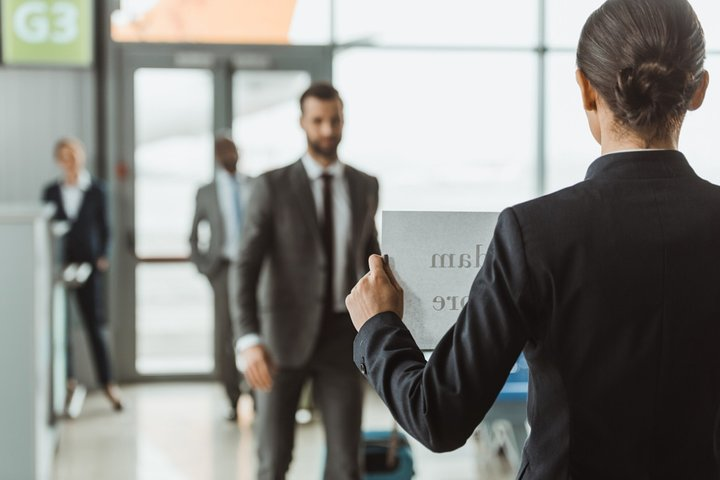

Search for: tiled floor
xmin=53 ymin=382 xmax=526 ymax=480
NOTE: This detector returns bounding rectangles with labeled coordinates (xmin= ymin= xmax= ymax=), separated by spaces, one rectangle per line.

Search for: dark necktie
xmin=321 ymin=173 xmax=334 ymax=316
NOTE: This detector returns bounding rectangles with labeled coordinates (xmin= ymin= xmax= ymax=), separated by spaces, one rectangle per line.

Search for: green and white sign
xmin=1 ymin=0 xmax=93 ymax=66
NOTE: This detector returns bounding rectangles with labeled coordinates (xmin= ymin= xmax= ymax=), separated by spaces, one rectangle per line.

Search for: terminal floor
xmin=53 ymin=382 xmax=526 ymax=480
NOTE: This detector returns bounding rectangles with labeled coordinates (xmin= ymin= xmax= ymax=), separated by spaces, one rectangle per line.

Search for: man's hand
xmin=346 ymin=254 xmax=404 ymax=331
xmin=96 ymin=257 xmax=110 ymax=272
xmin=242 ymin=345 xmax=276 ymax=392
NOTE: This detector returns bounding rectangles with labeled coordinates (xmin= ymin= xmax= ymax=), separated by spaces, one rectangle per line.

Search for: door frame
xmin=107 ymin=43 xmax=331 ymax=382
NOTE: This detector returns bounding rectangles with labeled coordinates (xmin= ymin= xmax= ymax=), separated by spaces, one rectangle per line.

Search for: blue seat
xmin=497 ymin=353 xmax=529 ymax=402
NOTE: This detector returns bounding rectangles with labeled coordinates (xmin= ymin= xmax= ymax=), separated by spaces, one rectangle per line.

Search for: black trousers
xmin=67 ymin=269 xmax=113 ymax=385
xmin=209 ymin=261 xmax=242 ymax=409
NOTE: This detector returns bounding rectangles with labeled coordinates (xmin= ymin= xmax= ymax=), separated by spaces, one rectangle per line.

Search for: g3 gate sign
xmin=1 ymin=0 xmax=92 ymax=66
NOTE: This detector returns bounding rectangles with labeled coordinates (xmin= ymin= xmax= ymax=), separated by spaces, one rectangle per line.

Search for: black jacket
xmin=354 ymin=150 xmax=720 ymax=479
xmin=42 ymin=180 xmax=109 ymax=263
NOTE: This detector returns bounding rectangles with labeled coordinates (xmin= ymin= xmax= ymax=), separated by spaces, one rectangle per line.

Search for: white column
xmin=0 ymin=205 xmax=54 ymax=480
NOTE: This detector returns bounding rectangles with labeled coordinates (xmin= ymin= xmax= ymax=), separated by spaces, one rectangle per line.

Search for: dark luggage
xmin=363 ymin=428 xmax=414 ymax=479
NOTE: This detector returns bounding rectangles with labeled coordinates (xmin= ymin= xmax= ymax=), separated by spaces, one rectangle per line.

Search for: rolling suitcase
xmin=362 ymin=426 xmax=414 ymax=479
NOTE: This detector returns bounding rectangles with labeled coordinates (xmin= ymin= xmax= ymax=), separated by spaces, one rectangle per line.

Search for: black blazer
xmin=42 ymin=180 xmax=110 ymax=264
xmin=354 ymin=150 xmax=720 ymax=479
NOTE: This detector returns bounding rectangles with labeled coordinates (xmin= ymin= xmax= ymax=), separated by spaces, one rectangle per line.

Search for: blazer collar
xmin=49 ymin=183 xmax=69 ymax=219
xmin=342 ymin=165 xmax=365 ymax=247
xmin=585 ymin=149 xmax=697 ymax=181
xmin=300 ymin=153 xmax=345 ymax=180
xmin=59 ymin=169 xmax=92 ymax=191
xmin=289 ymin=159 xmax=322 ymax=240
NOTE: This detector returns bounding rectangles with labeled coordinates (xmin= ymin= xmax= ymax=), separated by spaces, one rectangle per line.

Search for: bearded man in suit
xmin=231 ymin=83 xmax=380 ymax=479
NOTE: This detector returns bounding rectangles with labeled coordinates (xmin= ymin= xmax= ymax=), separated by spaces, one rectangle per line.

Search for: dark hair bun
xmin=614 ymin=62 xmax=692 ymax=129
xmin=577 ymin=0 xmax=705 ymax=140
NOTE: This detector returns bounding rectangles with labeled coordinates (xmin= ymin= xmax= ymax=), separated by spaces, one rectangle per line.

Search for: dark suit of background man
xmin=190 ymin=136 xmax=250 ymax=421
xmin=231 ymin=83 xmax=380 ymax=480
xmin=42 ymin=137 xmax=123 ymax=411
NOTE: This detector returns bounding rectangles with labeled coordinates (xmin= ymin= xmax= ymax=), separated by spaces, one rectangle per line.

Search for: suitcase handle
xmin=386 ymin=422 xmax=400 ymax=469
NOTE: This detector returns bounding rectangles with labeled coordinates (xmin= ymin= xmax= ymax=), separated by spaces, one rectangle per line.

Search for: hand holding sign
xmin=346 ymin=254 xmax=404 ymax=331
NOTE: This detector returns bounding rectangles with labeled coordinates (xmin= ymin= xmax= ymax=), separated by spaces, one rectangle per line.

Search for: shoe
xmin=226 ymin=408 xmax=238 ymax=422
xmin=65 ymin=382 xmax=87 ymax=419
xmin=103 ymin=383 xmax=124 ymax=411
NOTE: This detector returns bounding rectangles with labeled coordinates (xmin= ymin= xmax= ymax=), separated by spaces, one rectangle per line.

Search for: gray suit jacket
xmin=231 ymin=159 xmax=380 ymax=367
xmin=189 ymin=174 xmax=251 ymax=278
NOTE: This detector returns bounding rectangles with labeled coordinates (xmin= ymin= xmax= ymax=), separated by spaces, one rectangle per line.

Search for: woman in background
xmin=43 ymin=138 xmax=123 ymax=413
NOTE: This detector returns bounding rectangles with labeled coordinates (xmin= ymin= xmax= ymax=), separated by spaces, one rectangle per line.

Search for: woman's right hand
xmin=242 ymin=345 xmax=276 ymax=392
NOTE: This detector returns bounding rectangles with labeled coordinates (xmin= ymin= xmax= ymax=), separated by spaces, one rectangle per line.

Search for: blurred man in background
xmin=190 ymin=136 xmax=250 ymax=421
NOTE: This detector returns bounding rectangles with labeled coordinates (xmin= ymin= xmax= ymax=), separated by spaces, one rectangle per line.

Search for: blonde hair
xmin=53 ymin=137 xmax=86 ymax=160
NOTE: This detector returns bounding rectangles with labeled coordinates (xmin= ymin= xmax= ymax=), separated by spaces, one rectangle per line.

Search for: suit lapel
xmin=208 ymin=181 xmax=225 ymax=243
xmin=51 ymin=184 xmax=69 ymax=220
xmin=289 ymin=159 xmax=322 ymax=244
xmin=75 ymin=184 xmax=92 ymax=221
xmin=345 ymin=165 xmax=365 ymax=253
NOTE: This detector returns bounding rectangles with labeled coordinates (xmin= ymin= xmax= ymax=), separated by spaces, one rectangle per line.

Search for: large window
xmin=544 ymin=52 xmax=597 ymax=193
xmin=335 ymin=50 xmax=538 ymax=212
xmin=333 ymin=0 xmax=720 ymax=209
xmin=546 ymin=0 xmax=720 ymax=50
xmin=334 ymin=0 xmax=538 ymax=47
xmin=678 ymin=55 xmax=720 ymax=183
xmin=232 ymin=70 xmax=312 ymax=176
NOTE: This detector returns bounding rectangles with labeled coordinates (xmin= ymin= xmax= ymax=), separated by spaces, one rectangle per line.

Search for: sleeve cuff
xmin=235 ymin=333 xmax=262 ymax=355
xmin=352 ymin=311 xmax=404 ymax=375
xmin=234 ymin=334 xmax=262 ymax=373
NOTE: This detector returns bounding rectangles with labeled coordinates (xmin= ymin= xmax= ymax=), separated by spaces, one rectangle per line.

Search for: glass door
xmin=133 ymin=67 xmax=216 ymax=375
xmin=115 ymin=46 xmax=330 ymax=380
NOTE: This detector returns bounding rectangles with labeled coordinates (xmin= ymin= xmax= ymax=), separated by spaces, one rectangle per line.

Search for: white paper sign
xmin=382 ymin=211 xmax=500 ymax=350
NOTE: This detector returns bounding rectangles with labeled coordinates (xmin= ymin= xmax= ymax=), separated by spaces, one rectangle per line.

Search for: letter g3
xmin=13 ymin=2 xmax=49 ymax=44
xmin=13 ymin=1 xmax=79 ymax=45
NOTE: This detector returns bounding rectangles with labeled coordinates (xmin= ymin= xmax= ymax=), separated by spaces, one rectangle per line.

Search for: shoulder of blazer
xmin=344 ymin=163 xmax=378 ymax=189
xmin=258 ymin=159 xmax=303 ymax=186
xmin=42 ymin=182 xmax=67 ymax=219
xmin=196 ymin=181 xmax=217 ymax=198
xmin=42 ymin=181 xmax=60 ymax=200
xmin=93 ymin=179 xmax=106 ymax=192
xmin=283 ymin=159 xmax=305 ymax=177
xmin=512 ymin=179 xmax=590 ymax=219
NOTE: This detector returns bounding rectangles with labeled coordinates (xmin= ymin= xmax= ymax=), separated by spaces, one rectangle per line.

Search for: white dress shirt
xmin=235 ymin=154 xmax=353 ymax=359
xmin=60 ymin=169 xmax=92 ymax=220
xmin=215 ymin=169 xmax=244 ymax=261
xmin=300 ymin=153 xmax=353 ymax=313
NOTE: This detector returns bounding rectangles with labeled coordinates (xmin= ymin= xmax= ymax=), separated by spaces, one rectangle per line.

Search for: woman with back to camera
xmin=345 ymin=0 xmax=719 ymax=478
